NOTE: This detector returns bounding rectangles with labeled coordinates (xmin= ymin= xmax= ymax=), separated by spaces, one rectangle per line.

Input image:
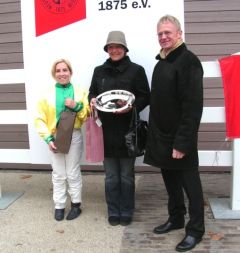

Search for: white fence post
xmin=231 ymin=139 xmax=240 ymax=210
xmin=204 ymin=60 xmax=240 ymax=217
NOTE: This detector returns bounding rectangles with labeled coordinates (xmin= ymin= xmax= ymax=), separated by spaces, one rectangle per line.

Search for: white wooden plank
xmin=0 ymin=110 xmax=28 ymax=124
xmin=0 ymin=62 xmax=223 ymax=83
xmin=0 ymin=149 xmax=30 ymax=163
xmin=0 ymin=107 xmax=226 ymax=125
xmin=202 ymin=61 xmax=221 ymax=78
xmin=201 ymin=107 xmax=225 ymax=123
xmin=199 ymin=150 xmax=232 ymax=166
xmin=0 ymin=148 xmax=232 ymax=166
xmin=0 ymin=69 xmax=25 ymax=84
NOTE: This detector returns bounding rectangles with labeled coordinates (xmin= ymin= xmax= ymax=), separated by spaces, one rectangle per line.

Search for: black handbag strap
xmin=129 ymin=107 xmax=138 ymax=128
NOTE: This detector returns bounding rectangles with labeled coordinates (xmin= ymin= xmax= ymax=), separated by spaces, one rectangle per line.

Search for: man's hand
xmin=172 ymin=149 xmax=185 ymax=159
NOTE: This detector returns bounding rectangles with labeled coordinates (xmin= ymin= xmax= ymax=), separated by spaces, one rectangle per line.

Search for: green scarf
xmin=55 ymin=82 xmax=74 ymax=123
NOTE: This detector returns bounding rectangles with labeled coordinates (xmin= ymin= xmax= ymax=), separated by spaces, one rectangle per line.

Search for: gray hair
xmin=157 ymin=15 xmax=182 ymax=31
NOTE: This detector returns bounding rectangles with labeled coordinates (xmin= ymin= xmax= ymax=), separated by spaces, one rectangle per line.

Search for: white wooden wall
xmin=0 ymin=62 xmax=230 ymax=165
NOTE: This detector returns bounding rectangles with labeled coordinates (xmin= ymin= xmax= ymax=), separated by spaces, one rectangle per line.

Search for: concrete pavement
xmin=0 ymin=170 xmax=239 ymax=253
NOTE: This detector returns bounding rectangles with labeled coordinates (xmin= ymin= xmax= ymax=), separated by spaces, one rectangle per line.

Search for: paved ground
xmin=0 ymin=170 xmax=239 ymax=253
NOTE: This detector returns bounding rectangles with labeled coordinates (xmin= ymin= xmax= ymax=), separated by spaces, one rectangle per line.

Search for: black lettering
xmin=132 ymin=1 xmax=138 ymax=8
xmin=141 ymin=0 xmax=148 ymax=8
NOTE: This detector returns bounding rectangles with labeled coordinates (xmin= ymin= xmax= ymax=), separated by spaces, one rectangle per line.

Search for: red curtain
xmin=219 ymin=55 xmax=240 ymax=138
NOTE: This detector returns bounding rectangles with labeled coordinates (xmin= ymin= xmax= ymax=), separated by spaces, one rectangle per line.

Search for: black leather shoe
xmin=108 ymin=216 xmax=120 ymax=226
xmin=66 ymin=203 xmax=81 ymax=220
xmin=176 ymin=235 xmax=202 ymax=252
xmin=120 ymin=216 xmax=132 ymax=226
xmin=153 ymin=221 xmax=184 ymax=234
xmin=55 ymin=208 xmax=65 ymax=221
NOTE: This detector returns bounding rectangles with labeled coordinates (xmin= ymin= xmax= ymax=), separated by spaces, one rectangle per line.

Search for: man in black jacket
xmin=144 ymin=15 xmax=205 ymax=252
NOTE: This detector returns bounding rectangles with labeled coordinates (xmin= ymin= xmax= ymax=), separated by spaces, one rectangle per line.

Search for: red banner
xmin=219 ymin=55 xmax=240 ymax=138
xmin=35 ymin=0 xmax=86 ymax=36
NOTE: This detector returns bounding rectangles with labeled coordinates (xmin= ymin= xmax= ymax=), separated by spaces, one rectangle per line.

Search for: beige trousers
xmin=50 ymin=129 xmax=83 ymax=209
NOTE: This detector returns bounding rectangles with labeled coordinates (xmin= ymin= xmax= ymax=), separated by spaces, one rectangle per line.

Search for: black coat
xmin=89 ymin=56 xmax=150 ymax=157
xmin=144 ymin=44 xmax=203 ymax=169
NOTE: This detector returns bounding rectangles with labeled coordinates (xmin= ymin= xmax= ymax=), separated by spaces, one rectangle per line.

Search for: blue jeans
xmin=103 ymin=157 xmax=136 ymax=218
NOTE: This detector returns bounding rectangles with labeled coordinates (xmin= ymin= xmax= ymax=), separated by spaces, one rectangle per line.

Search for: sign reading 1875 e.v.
xmin=98 ymin=0 xmax=151 ymax=11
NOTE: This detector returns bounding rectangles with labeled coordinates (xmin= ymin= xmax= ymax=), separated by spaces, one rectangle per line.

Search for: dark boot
xmin=153 ymin=218 xmax=184 ymax=234
xmin=66 ymin=202 xmax=81 ymax=220
xmin=55 ymin=208 xmax=65 ymax=221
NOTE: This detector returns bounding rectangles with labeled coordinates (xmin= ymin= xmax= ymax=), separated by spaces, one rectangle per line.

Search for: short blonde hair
xmin=51 ymin=59 xmax=73 ymax=78
xmin=157 ymin=14 xmax=182 ymax=31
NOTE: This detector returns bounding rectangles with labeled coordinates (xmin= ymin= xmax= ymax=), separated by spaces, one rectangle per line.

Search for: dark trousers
xmin=161 ymin=168 xmax=205 ymax=238
xmin=104 ymin=157 xmax=135 ymax=218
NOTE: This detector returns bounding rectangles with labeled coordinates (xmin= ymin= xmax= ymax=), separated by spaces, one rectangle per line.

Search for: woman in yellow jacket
xmin=35 ymin=59 xmax=89 ymax=221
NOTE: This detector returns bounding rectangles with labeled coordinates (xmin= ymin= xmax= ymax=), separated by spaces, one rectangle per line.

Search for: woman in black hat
xmin=88 ymin=31 xmax=150 ymax=226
